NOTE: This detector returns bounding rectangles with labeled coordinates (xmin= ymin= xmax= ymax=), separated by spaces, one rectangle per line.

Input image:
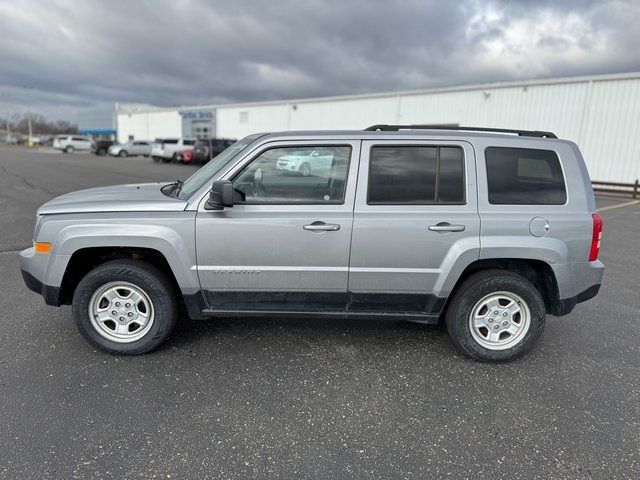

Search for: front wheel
xmin=445 ymin=270 xmax=545 ymax=362
xmin=119 ymin=150 xmax=128 ymax=157
xmin=299 ymin=162 xmax=311 ymax=176
xmin=72 ymin=260 xmax=178 ymax=355
xmin=64 ymin=146 xmax=74 ymax=153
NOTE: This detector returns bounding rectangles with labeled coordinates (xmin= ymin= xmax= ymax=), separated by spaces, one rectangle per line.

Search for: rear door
xmin=348 ymin=140 xmax=480 ymax=315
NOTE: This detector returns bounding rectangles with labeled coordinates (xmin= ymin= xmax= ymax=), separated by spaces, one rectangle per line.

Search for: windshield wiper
xmin=162 ymin=179 xmax=183 ymax=198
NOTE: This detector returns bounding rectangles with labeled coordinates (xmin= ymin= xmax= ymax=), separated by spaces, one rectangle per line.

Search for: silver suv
xmin=19 ymin=125 xmax=604 ymax=361
xmin=53 ymin=135 xmax=92 ymax=153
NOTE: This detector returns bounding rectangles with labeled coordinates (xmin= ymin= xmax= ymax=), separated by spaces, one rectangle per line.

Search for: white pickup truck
xmin=151 ymin=138 xmax=197 ymax=162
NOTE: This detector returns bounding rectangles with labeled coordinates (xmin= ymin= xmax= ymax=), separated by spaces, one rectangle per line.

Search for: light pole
xmin=27 ymin=103 xmax=33 ymax=146
xmin=21 ymin=85 xmax=34 ymax=146
xmin=0 ymin=92 xmax=12 ymax=141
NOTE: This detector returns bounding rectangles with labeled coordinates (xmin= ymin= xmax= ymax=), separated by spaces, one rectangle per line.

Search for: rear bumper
xmin=552 ymin=260 xmax=604 ymax=316
xmin=555 ymin=283 xmax=601 ymax=316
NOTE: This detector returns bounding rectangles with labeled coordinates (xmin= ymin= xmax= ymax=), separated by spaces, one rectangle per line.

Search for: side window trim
xmin=366 ymin=144 xmax=466 ymax=205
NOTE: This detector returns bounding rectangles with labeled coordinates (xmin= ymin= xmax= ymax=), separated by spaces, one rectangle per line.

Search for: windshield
xmin=177 ymin=134 xmax=263 ymax=199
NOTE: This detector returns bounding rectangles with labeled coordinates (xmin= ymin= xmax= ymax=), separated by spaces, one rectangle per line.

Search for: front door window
xmin=232 ymin=146 xmax=351 ymax=204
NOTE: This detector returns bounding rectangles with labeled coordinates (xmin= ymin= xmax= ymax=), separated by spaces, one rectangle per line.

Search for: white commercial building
xmin=116 ymin=72 xmax=640 ymax=182
xmin=115 ymin=104 xmax=183 ymax=144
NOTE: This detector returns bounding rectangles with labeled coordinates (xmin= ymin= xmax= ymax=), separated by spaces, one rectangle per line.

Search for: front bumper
xmin=276 ymin=164 xmax=297 ymax=172
xmin=19 ymin=247 xmax=66 ymax=306
xmin=21 ymin=269 xmax=61 ymax=306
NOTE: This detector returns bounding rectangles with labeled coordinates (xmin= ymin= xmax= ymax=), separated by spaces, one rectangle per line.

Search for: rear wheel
xmin=119 ymin=150 xmax=128 ymax=157
xmin=72 ymin=260 xmax=178 ymax=355
xmin=300 ymin=162 xmax=311 ymax=176
xmin=64 ymin=146 xmax=74 ymax=153
xmin=445 ymin=270 xmax=545 ymax=362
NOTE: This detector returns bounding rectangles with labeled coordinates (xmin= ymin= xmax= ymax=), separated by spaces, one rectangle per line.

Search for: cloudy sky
xmin=1 ymin=0 xmax=639 ymax=121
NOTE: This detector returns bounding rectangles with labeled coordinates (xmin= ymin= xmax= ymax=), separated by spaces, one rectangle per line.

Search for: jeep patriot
xmin=20 ymin=125 xmax=604 ymax=361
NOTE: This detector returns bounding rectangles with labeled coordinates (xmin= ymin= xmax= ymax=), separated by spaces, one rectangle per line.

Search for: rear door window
xmin=367 ymin=145 xmax=465 ymax=204
xmin=485 ymin=147 xmax=566 ymax=205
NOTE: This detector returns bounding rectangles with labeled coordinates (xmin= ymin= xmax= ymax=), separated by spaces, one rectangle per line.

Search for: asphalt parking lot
xmin=0 ymin=146 xmax=638 ymax=479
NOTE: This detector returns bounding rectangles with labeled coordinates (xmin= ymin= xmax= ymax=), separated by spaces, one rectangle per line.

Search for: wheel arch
xmin=59 ymin=247 xmax=181 ymax=305
xmin=443 ymin=258 xmax=561 ymax=316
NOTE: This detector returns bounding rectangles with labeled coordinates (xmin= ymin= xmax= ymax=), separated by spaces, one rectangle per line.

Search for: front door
xmin=195 ymin=140 xmax=360 ymax=312
xmin=348 ymin=140 xmax=480 ymax=315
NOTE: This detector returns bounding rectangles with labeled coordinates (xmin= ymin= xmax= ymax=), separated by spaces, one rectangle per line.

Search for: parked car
xmin=53 ymin=135 xmax=92 ymax=153
xmin=40 ymin=135 xmax=55 ymax=147
xmin=276 ymin=148 xmax=335 ymax=176
xmin=150 ymin=138 xmax=197 ymax=162
xmin=20 ymin=125 xmax=604 ymax=361
xmin=174 ymin=139 xmax=236 ymax=164
xmin=109 ymin=140 xmax=151 ymax=157
xmin=91 ymin=140 xmax=115 ymax=156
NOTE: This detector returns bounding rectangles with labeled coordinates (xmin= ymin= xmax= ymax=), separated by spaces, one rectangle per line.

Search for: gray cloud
xmin=0 ymin=0 xmax=639 ymax=121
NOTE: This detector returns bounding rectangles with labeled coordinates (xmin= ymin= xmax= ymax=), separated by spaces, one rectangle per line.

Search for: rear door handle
xmin=303 ymin=221 xmax=341 ymax=232
xmin=428 ymin=222 xmax=466 ymax=232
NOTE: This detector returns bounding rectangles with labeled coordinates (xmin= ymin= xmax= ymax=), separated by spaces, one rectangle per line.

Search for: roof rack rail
xmin=364 ymin=124 xmax=557 ymax=139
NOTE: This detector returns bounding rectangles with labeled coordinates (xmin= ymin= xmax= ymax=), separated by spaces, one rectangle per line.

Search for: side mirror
xmin=205 ymin=180 xmax=233 ymax=210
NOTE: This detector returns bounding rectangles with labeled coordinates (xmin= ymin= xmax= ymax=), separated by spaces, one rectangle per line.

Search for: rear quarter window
xmin=485 ymin=147 xmax=566 ymax=205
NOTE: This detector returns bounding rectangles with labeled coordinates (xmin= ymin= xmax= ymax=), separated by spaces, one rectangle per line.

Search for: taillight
xmin=589 ymin=213 xmax=603 ymax=261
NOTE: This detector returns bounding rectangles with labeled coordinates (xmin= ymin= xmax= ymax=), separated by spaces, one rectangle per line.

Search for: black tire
xmin=444 ymin=269 xmax=545 ymax=362
xmin=97 ymin=149 xmax=107 ymax=156
xmin=119 ymin=150 xmax=128 ymax=157
xmin=64 ymin=146 xmax=74 ymax=153
xmin=152 ymin=156 xmax=159 ymax=162
xmin=162 ymin=157 xmax=172 ymax=163
xmin=72 ymin=260 xmax=178 ymax=355
xmin=300 ymin=162 xmax=311 ymax=176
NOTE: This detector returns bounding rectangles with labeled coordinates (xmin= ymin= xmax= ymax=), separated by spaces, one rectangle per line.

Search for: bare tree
xmin=1 ymin=113 xmax=77 ymax=135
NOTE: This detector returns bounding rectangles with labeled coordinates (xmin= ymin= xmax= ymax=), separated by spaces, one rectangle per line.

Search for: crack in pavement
xmin=0 ymin=164 xmax=59 ymax=196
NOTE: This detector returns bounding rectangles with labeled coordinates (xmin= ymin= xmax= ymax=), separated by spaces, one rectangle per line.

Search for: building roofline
xmin=116 ymin=103 xmax=219 ymax=114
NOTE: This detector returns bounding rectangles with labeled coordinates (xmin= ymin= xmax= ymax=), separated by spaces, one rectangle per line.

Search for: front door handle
xmin=428 ymin=222 xmax=466 ymax=233
xmin=303 ymin=221 xmax=341 ymax=232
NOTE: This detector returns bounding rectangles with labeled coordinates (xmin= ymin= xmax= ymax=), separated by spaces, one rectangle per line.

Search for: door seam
xmin=345 ymin=139 xmax=363 ymax=309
